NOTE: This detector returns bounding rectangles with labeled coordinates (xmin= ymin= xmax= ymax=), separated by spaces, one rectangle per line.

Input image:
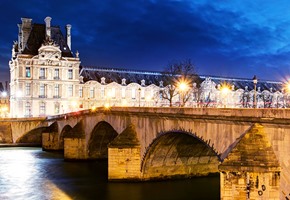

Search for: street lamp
xmin=253 ymin=75 xmax=258 ymax=108
xmin=283 ymin=81 xmax=290 ymax=108
xmin=178 ymin=80 xmax=189 ymax=107
xmin=220 ymin=84 xmax=230 ymax=108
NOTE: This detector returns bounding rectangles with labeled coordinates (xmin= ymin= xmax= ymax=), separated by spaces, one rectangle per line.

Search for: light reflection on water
xmin=0 ymin=147 xmax=220 ymax=200
xmin=0 ymin=148 xmax=72 ymax=200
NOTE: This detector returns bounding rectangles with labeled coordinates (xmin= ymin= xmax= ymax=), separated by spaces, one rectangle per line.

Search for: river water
xmin=0 ymin=147 xmax=220 ymax=200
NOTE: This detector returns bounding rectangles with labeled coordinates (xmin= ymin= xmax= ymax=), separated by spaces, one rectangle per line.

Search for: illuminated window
xmin=101 ymin=87 xmax=105 ymax=99
xmin=68 ymin=85 xmax=73 ymax=97
xmin=54 ymin=102 xmax=60 ymax=114
xmin=39 ymin=68 xmax=45 ymax=79
xmin=132 ymin=88 xmax=136 ymax=99
xmin=141 ymin=88 xmax=145 ymax=99
xmin=111 ymin=88 xmax=116 ymax=99
xmin=54 ymin=69 xmax=59 ymax=79
xmin=25 ymin=67 xmax=31 ymax=78
xmin=90 ymin=87 xmax=94 ymax=98
xmin=54 ymin=84 xmax=59 ymax=98
xmin=25 ymin=83 xmax=31 ymax=96
xmin=68 ymin=69 xmax=73 ymax=79
xmin=39 ymin=102 xmax=46 ymax=115
xmin=79 ymin=87 xmax=83 ymax=98
xmin=39 ymin=84 xmax=45 ymax=97
xmin=25 ymin=102 xmax=31 ymax=117
xmin=122 ymin=87 xmax=126 ymax=99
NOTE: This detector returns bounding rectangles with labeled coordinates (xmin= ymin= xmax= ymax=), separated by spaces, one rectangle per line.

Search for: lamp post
xmin=253 ymin=75 xmax=258 ymax=108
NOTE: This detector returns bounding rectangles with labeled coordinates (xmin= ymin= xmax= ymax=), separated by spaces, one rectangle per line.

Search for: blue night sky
xmin=1 ymin=0 xmax=290 ymax=82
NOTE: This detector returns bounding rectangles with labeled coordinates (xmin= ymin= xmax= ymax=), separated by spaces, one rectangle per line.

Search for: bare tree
xmin=161 ymin=59 xmax=200 ymax=107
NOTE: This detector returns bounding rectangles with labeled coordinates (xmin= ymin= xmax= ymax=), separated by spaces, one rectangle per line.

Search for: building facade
xmin=10 ymin=17 xmax=80 ymax=117
xmin=9 ymin=17 xmax=287 ymax=118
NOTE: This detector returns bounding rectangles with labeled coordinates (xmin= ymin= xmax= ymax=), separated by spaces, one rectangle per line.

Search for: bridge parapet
xmin=106 ymin=107 xmax=290 ymax=118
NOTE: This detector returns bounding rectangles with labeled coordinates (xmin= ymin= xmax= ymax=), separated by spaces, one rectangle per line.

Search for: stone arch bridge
xmin=1 ymin=107 xmax=290 ymax=199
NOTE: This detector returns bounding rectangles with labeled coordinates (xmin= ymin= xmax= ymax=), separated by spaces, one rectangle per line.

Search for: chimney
xmin=17 ymin=24 xmax=22 ymax=50
xmin=44 ymin=16 xmax=52 ymax=38
xmin=20 ymin=18 xmax=32 ymax=51
xmin=66 ymin=24 xmax=72 ymax=50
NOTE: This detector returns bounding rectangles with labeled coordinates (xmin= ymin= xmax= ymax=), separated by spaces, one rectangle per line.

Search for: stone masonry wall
xmin=64 ymin=138 xmax=88 ymax=160
xmin=108 ymin=147 xmax=141 ymax=180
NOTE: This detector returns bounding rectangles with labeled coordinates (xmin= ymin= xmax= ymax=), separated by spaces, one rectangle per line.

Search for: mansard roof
xmin=22 ymin=24 xmax=73 ymax=57
xmin=80 ymin=67 xmax=163 ymax=86
xmin=80 ymin=66 xmax=283 ymax=92
xmin=206 ymin=76 xmax=282 ymax=92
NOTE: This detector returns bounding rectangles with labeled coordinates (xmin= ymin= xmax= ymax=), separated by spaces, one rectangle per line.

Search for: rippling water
xmin=0 ymin=147 xmax=219 ymax=200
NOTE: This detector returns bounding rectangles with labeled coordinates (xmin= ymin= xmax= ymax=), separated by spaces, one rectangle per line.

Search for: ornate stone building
xmin=10 ymin=17 xmax=80 ymax=117
xmin=9 ymin=17 xmax=286 ymax=118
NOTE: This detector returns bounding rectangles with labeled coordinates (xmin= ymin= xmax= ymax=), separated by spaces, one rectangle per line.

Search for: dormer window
xmin=101 ymin=77 xmax=106 ymax=84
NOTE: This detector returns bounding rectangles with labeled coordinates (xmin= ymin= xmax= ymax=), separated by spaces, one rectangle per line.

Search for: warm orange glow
xmin=1 ymin=106 xmax=8 ymax=112
xmin=91 ymin=106 xmax=97 ymax=111
xmin=287 ymin=82 xmax=290 ymax=93
xmin=121 ymin=99 xmax=127 ymax=106
xmin=221 ymin=86 xmax=230 ymax=94
xmin=104 ymin=103 xmax=110 ymax=109
xmin=220 ymin=82 xmax=231 ymax=94
xmin=178 ymin=80 xmax=189 ymax=91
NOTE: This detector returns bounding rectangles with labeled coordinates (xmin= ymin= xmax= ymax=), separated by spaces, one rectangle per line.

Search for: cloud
xmin=1 ymin=0 xmax=290 ymax=82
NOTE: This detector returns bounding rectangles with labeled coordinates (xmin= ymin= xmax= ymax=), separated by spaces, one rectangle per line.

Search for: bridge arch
xmin=59 ymin=125 xmax=73 ymax=149
xmin=16 ymin=126 xmax=47 ymax=144
xmin=88 ymin=121 xmax=118 ymax=159
xmin=141 ymin=131 xmax=221 ymax=180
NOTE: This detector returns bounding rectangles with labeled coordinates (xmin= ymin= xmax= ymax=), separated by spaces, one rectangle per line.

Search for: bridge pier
xmin=42 ymin=122 xmax=63 ymax=151
xmin=63 ymin=121 xmax=89 ymax=160
xmin=108 ymin=124 xmax=141 ymax=180
xmin=219 ymin=124 xmax=280 ymax=199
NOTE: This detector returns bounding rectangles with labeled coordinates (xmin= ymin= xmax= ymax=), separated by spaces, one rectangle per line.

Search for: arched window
xmin=90 ymin=87 xmax=94 ymax=98
xmin=122 ymin=87 xmax=126 ymax=99
xmin=132 ymin=88 xmax=136 ymax=99
xmin=111 ymin=88 xmax=116 ymax=99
